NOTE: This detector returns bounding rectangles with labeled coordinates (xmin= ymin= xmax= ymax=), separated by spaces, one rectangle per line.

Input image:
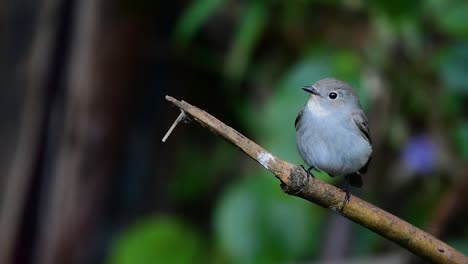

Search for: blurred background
xmin=1 ymin=0 xmax=468 ymax=263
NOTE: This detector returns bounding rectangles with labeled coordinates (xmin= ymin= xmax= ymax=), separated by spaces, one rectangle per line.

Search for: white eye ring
xmin=328 ymin=92 xmax=338 ymax=99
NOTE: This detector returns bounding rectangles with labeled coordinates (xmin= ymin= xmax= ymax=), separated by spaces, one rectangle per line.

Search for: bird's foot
xmin=340 ymin=175 xmax=352 ymax=210
xmin=341 ymin=188 xmax=351 ymax=209
xmin=291 ymin=165 xmax=315 ymax=195
xmin=300 ymin=165 xmax=315 ymax=178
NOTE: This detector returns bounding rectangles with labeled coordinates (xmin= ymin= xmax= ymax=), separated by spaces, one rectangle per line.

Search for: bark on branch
xmin=164 ymin=96 xmax=468 ymax=264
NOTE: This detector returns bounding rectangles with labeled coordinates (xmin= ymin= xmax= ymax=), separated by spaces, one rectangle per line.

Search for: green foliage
xmin=436 ymin=42 xmax=468 ymax=93
xmin=426 ymin=0 xmax=468 ymax=38
xmin=396 ymin=178 xmax=446 ymax=233
xmin=351 ymin=224 xmax=381 ymax=256
xmin=171 ymin=140 xmax=236 ymax=202
xmin=454 ymin=122 xmax=468 ymax=160
xmin=214 ymin=175 xmax=324 ymax=263
xmin=173 ymin=0 xmax=224 ymax=44
xmin=225 ymin=1 xmax=267 ymax=82
xmin=441 ymin=91 xmax=464 ymax=117
xmin=369 ymin=0 xmax=422 ymax=20
xmin=107 ymin=216 xmax=205 ymax=264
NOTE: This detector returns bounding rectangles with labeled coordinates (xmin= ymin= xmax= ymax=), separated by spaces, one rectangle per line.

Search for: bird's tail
xmin=349 ymin=173 xmax=363 ymax=188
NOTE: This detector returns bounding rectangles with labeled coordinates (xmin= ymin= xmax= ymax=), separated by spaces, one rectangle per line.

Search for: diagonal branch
xmin=163 ymin=96 xmax=468 ymax=264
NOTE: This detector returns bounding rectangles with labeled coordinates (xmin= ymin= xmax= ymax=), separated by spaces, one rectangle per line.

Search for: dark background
xmin=1 ymin=0 xmax=468 ymax=263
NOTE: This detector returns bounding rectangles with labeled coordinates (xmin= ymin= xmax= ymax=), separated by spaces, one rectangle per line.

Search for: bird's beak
xmin=302 ymin=85 xmax=320 ymax=96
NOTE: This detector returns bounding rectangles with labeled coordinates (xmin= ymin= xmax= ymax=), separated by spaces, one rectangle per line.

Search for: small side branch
xmin=163 ymin=95 xmax=468 ymax=264
xmin=162 ymin=110 xmax=187 ymax=142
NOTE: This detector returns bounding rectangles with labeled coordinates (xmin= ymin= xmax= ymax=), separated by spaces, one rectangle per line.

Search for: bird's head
xmin=302 ymin=78 xmax=361 ymax=114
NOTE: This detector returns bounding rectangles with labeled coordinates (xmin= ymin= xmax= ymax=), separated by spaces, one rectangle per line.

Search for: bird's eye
xmin=328 ymin=92 xmax=338 ymax=99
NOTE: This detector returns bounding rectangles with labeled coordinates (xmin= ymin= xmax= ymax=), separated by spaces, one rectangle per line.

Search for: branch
xmin=163 ymin=96 xmax=468 ymax=264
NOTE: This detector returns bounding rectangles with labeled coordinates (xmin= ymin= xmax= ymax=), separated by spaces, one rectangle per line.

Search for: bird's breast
xmin=296 ymin=109 xmax=371 ymax=176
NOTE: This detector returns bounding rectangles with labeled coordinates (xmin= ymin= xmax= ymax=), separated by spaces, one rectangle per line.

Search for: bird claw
xmin=291 ymin=165 xmax=314 ymax=195
xmin=340 ymin=176 xmax=352 ymax=210
xmin=300 ymin=165 xmax=315 ymax=178
xmin=341 ymin=188 xmax=351 ymax=208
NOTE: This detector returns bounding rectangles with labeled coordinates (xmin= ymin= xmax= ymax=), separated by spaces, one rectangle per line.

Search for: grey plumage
xmin=295 ymin=78 xmax=372 ymax=188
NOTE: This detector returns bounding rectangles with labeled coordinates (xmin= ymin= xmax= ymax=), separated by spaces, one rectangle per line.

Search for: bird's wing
xmin=359 ymin=157 xmax=371 ymax=174
xmin=352 ymin=111 xmax=372 ymax=144
xmin=352 ymin=111 xmax=372 ymax=174
xmin=295 ymin=109 xmax=303 ymax=130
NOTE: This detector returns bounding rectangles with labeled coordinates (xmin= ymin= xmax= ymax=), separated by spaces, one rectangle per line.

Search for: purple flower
xmin=402 ymin=135 xmax=438 ymax=174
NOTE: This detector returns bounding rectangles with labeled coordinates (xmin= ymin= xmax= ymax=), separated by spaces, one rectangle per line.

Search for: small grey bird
xmin=295 ymin=78 xmax=372 ymax=203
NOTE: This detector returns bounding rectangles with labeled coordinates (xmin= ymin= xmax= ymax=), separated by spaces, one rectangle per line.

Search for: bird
xmin=295 ymin=78 xmax=372 ymax=205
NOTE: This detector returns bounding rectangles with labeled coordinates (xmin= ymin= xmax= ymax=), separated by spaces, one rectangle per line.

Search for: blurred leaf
xmin=280 ymin=0 xmax=308 ymax=26
xmin=351 ymin=224 xmax=380 ymax=256
xmin=171 ymin=140 xmax=236 ymax=202
xmin=369 ymin=14 xmax=397 ymax=65
xmin=369 ymin=0 xmax=422 ymax=20
xmin=402 ymin=183 xmax=443 ymax=228
xmin=173 ymin=0 xmax=224 ymax=44
xmin=441 ymin=90 xmax=464 ymax=116
xmin=225 ymin=0 xmax=267 ymax=82
xmin=214 ymin=175 xmax=324 ymax=263
xmin=387 ymin=117 xmax=408 ymax=150
xmin=108 ymin=216 xmax=205 ymax=264
xmin=334 ymin=51 xmax=360 ymax=79
xmin=435 ymin=42 xmax=468 ymax=93
xmin=400 ymin=19 xmax=424 ymax=58
xmin=426 ymin=0 xmax=468 ymax=38
xmin=454 ymin=122 xmax=468 ymax=160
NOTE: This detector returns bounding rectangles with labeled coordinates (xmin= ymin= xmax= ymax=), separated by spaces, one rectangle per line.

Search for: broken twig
xmin=162 ymin=110 xmax=187 ymax=142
